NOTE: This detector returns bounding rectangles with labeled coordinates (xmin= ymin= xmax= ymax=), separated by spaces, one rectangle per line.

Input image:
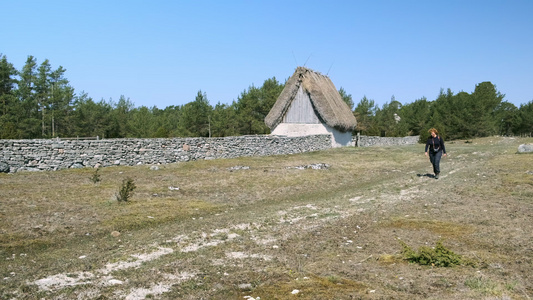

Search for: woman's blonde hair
xmin=428 ymin=128 xmax=438 ymax=134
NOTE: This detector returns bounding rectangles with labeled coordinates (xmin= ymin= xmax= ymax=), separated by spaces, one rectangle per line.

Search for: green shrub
xmin=399 ymin=239 xmax=463 ymax=267
xmin=116 ymin=177 xmax=136 ymax=202
xmin=89 ymin=168 xmax=101 ymax=184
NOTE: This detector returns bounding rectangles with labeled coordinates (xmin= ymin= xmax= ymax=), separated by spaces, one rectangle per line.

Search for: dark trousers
xmin=429 ymin=151 xmax=442 ymax=174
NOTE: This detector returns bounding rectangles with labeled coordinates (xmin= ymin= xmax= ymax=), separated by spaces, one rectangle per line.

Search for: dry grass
xmin=1 ymin=136 xmax=532 ymax=299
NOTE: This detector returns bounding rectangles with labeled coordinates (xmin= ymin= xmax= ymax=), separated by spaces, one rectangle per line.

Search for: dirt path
xmin=4 ymin=138 xmax=532 ymax=299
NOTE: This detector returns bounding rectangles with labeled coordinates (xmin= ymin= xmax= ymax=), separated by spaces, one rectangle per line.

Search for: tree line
xmin=354 ymin=83 xmax=533 ymax=140
xmin=1 ymin=55 xmax=532 ymax=140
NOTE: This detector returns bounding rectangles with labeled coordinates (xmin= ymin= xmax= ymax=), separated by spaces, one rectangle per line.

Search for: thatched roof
xmin=265 ymin=67 xmax=357 ymax=132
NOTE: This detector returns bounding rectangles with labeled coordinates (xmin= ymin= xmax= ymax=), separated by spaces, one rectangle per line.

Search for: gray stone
xmin=228 ymin=165 xmax=250 ymax=171
xmin=518 ymin=144 xmax=533 ymax=153
xmin=238 ymin=283 xmax=252 ymax=290
xmin=0 ymin=161 xmax=10 ymax=173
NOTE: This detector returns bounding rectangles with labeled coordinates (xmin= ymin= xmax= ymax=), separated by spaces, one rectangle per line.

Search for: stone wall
xmin=0 ymin=135 xmax=331 ymax=173
xmin=354 ymin=135 xmax=420 ymax=147
xmin=0 ymin=134 xmax=421 ymax=173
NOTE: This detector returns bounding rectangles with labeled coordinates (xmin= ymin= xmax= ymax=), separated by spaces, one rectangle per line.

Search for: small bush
xmin=399 ymin=239 xmax=463 ymax=267
xmin=116 ymin=177 xmax=136 ymax=202
xmin=89 ymin=168 xmax=101 ymax=184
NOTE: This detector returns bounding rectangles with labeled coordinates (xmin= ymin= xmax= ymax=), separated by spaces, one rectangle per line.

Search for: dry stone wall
xmin=0 ymin=134 xmax=421 ymax=173
xmin=0 ymin=135 xmax=331 ymax=173
xmin=355 ymin=135 xmax=420 ymax=147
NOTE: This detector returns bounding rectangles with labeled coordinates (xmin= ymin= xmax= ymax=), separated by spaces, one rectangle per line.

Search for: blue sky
xmin=2 ymin=0 xmax=532 ymax=109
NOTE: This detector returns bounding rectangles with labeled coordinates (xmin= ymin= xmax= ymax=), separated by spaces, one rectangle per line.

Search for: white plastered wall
xmin=271 ymin=123 xmax=353 ymax=148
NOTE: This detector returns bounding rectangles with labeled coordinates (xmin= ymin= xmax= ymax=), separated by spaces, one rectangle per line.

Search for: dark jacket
xmin=425 ymin=136 xmax=446 ymax=154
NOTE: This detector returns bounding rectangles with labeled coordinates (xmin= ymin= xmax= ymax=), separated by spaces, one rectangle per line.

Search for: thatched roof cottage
xmin=265 ymin=67 xmax=357 ymax=147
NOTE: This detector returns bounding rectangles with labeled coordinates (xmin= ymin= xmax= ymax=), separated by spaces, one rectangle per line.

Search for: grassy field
xmin=1 ymin=136 xmax=532 ymax=299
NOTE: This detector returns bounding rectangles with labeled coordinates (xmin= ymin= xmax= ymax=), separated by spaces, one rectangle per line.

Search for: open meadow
xmin=1 ymin=137 xmax=532 ymax=299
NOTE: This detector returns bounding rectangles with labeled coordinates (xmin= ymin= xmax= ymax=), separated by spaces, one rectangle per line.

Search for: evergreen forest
xmin=1 ymin=55 xmax=532 ymax=140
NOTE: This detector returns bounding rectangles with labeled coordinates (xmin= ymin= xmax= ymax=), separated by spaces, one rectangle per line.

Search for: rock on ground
xmin=0 ymin=161 xmax=10 ymax=173
xmin=518 ymin=144 xmax=533 ymax=153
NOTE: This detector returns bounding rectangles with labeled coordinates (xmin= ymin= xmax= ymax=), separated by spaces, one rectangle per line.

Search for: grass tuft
xmin=384 ymin=218 xmax=474 ymax=238
xmin=250 ymin=273 xmax=367 ymax=299
xmin=464 ymin=276 xmax=500 ymax=295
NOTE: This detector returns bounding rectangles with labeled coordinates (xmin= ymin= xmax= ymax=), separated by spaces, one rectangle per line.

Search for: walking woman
xmin=425 ymin=128 xmax=447 ymax=179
